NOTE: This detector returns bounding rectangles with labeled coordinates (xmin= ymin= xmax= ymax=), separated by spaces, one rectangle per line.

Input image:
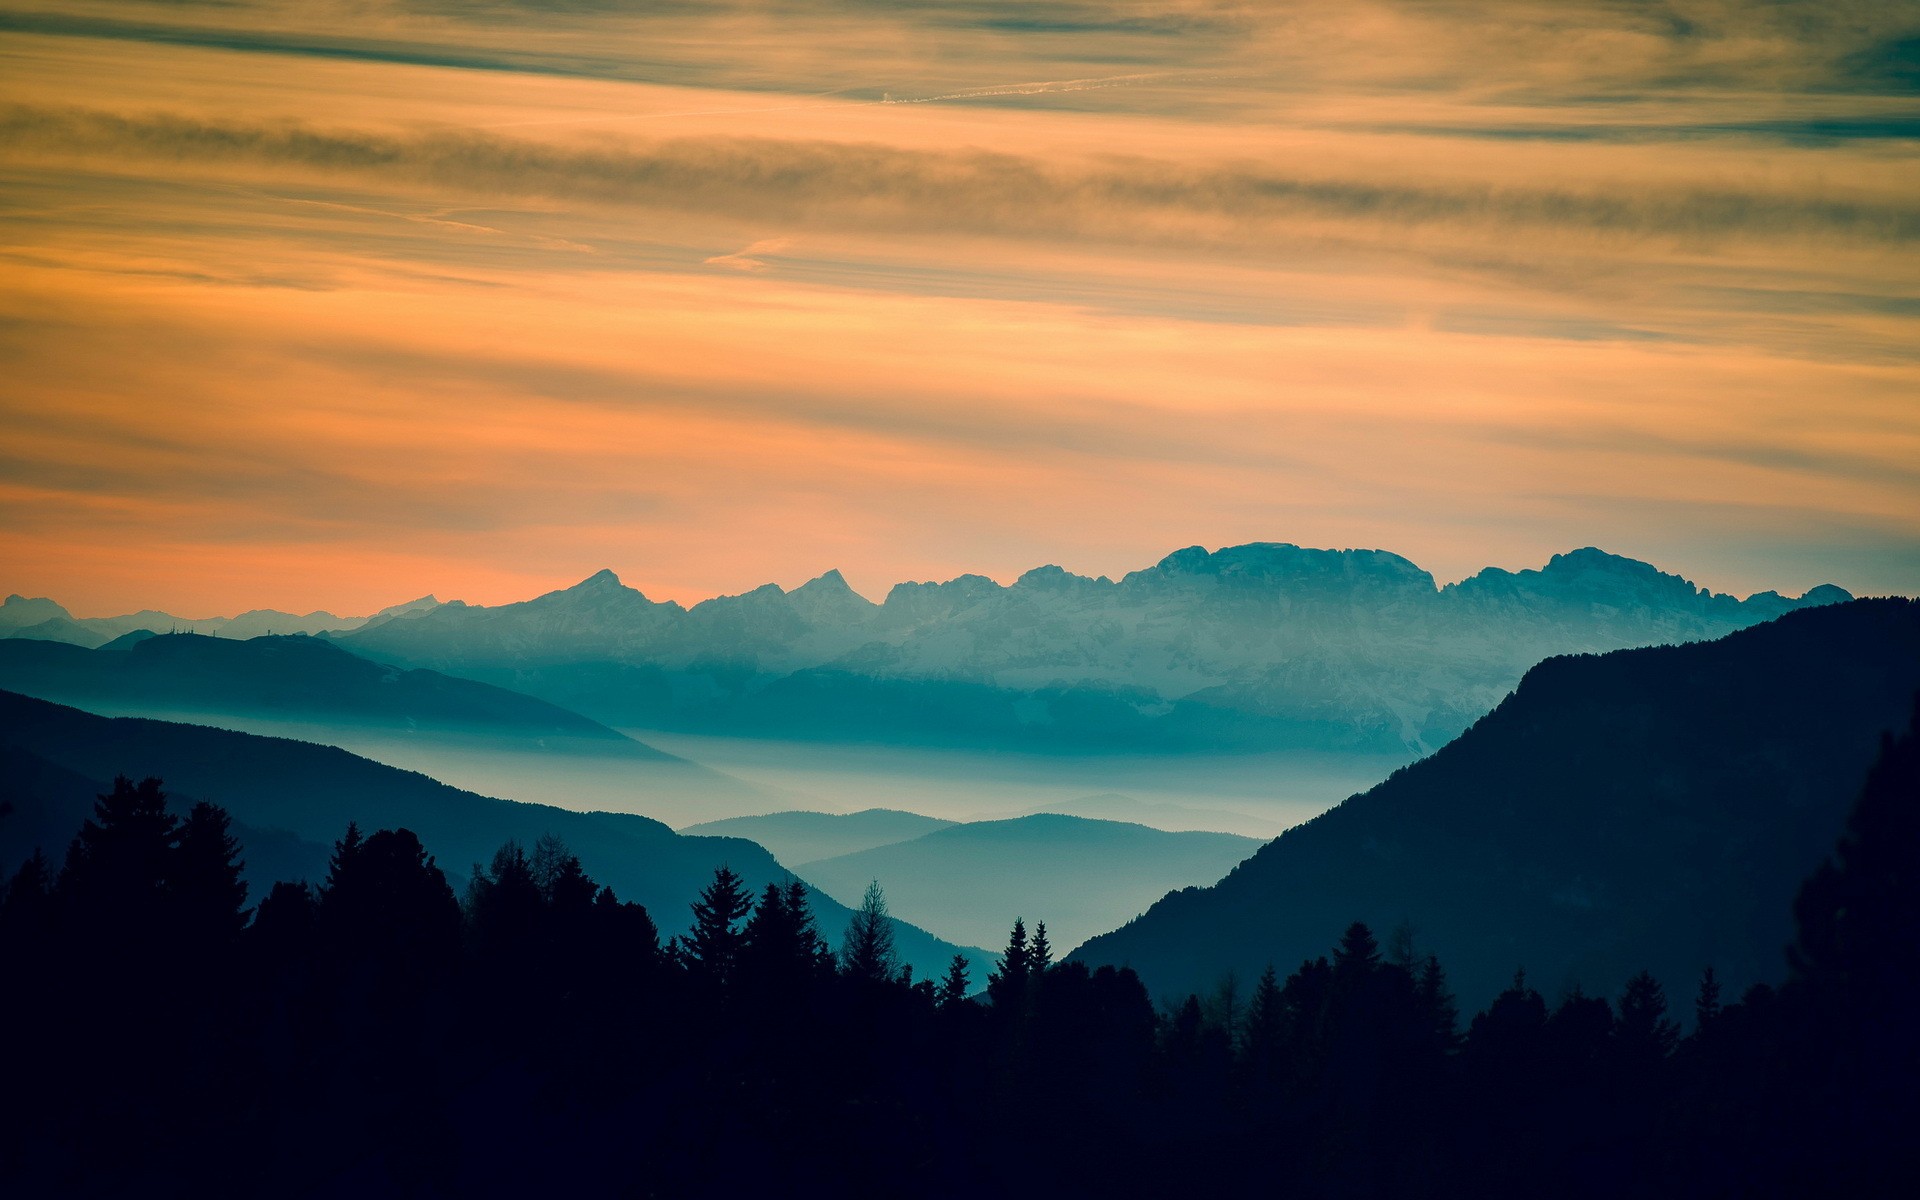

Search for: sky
xmin=2 ymin=0 xmax=1917 ymax=617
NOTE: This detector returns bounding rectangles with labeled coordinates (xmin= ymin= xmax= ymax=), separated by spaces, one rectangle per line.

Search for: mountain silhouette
xmin=0 ymin=631 xmax=672 ymax=750
xmin=678 ymin=808 xmax=956 ymax=864
xmin=335 ymin=544 xmax=1848 ymax=753
xmin=795 ymin=813 xmax=1260 ymax=951
xmin=0 ymin=690 xmax=992 ymax=981
xmin=0 ymin=591 xmax=439 ymax=646
xmin=1070 ymin=598 xmax=1920 ymax=1009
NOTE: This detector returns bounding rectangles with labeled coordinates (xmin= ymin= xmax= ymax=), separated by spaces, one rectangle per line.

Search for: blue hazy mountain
xmin=0 ymin=690 xmax=992 ymax=981
xmin=677 ymin=809 xmax=957 ymax=865
xmin=334 ymin=546 xmax=1848 ymax=753
xmin=793 ymin=813 xmax=1261 ymax=951
xmin=0 ymin=591 xmax=439 ymax=648
xmin=0 ymin=632 xmax=669 ymax=750
xmin=1069 ymin=598 xmax=1920 ymax=1009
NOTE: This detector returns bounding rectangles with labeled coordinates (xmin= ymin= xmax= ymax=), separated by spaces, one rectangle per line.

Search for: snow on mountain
xmin=334 ymin=544 xmax=1851 ymax=753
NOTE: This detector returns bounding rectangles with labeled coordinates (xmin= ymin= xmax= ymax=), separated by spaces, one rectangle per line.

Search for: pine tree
xmin=986 ymin=917 xmax=1030 ymax=1008
xmin=784 ymin=879 xmax=833 ymax=976
xmin=1615 ymin=970 xmax=1680 ymax=1063
xmin=1418 ymin=954 xmax=1461 ymax=1050
xmin=938 ymin=954 xmax=972 ymax=1009
xmin=1244 ymin=964 xmax=1286 ymax=1084
xmin=60 ymin=775 xmax=178 ymax=929
xmin=1333 ymin=921 xmax=1381 ymax=980
xmin=1029 ymin=921 xmax=1053 ymax=977
xmin=682 ymin=865 xmax=753 ymax=987
xmin=318 ymin=826 xmax=461 ymax=971
xmin=1694 ymin=966 xmax=1722 ymax=1034
xmin=171 ymin=801 xmax=249 ymax=943
xmin=839 ymin=880 xmax=899 ymax=984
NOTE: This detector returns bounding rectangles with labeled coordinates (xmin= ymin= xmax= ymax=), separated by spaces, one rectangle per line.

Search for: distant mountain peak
xmin=1013 ymin=564 xmax=1109 ymax=592
xmin=0 ymin=594 xmax=72 ymax=629
xmin=795 ymin=568 xmax=852 ymax=593
xmin=574 ymin=568 xmax=623 ymax=590
xmin=374 ymin=594 xmax=440 ymax=618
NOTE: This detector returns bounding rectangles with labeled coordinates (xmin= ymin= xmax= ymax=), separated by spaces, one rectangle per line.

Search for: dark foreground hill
xmin=0 ymin=691 xmax=989 ymax=980
xmin=1073 ymin=598 xmax=1920 ymax=1009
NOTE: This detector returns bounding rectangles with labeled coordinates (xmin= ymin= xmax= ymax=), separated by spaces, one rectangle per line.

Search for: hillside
xmin=677 ymin=809 xmax=957 ymax=865
xmin=796 ymin=813 xmax=1260 ymax=950
xmin=0 ymin=691 xmax=991 ymax=981
xmin=1070 ymin=598 xmax=1920 ymax=1008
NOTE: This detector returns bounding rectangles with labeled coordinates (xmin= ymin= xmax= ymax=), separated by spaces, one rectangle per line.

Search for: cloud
xmin=704 ymin=237 xmax=792 ymax=271
xmin=4 ymin=104 xmax=1915 ymax=256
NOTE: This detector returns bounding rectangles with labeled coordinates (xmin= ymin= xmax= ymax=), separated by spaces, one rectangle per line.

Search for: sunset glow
xmin=4 ymin=1 xmax=1917 ymax=615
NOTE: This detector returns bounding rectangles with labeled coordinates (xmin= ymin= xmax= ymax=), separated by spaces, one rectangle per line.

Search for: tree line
xmin=1 ymin=703 xmax=1915 ymax=1197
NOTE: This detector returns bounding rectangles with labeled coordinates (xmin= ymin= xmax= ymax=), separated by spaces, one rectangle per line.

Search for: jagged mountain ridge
xmin=337 ymin=544 xmax=1848 ymax=753
xmin=1068 ymin=597 xmax=1920 ymax=1010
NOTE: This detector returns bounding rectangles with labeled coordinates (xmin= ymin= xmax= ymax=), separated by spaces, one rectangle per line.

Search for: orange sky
xmin=2 ymin=1 xmax=1917 ymax=617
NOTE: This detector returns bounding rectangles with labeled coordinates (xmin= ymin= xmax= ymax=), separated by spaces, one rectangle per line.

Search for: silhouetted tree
xmin=682 ymin=864 xmax=753 ymax=988
xmin=466 ymin=840 xmax=543 ymax=964
xmin=1615 ymin=970 xmax=1679 ymax=1064
xmin=1242 ymin=964 xmax=1285 ymax=1091
xmin=319 ymin=825 xmax=460 ymax=974
xmin=1029 ymin=921 xmax=1053 ymax=976
xmin=172 ymin=800 xmax=248 ymax=943
xmin=1694 ymin=966 xmax=1722 ymax=1033
xmin=59 ymin=775 xmax=177 ymax=931
xmin=839 ymin=880 xmax=899 ymax=984
xmin=1418 ymin=954 xmax=1460 ymax=1051
xmin=938 ymin=954 xmax=972 ymax=1009
xmin=987 ymin=917 xmax=1030 ymax=1008
xmin=1333 ymin=921 xmax=1381 ymax=980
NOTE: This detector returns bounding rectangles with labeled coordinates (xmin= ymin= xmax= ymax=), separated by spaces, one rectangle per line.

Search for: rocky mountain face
xmin=1068 ymin=597 xmax=1920 ymax=1009
xmin=338 ymin=545 xmax=1849 ymax=753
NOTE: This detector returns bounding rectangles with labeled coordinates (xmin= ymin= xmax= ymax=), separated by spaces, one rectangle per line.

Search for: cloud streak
xmin=1 ymin=0 xmax=1917 ymax=613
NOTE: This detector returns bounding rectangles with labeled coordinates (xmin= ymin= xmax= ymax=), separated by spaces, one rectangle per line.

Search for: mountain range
xmin=0 ymin=691 xmax=992 ymax=982
xmin=8 ymin=546 xmax=1847 ymax=755
xmin=1070 ymin=597 xmax=1920 ymax=1010
xmin=326 ymin=545 xmax=1847 ymax=754
xmin=0 ymin=592 xmax=440 ymax=649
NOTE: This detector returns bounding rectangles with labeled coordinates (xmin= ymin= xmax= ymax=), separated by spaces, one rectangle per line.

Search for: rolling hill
xmin=795 ymin=813 xmax=1260 ymax=951
xmin=678 ymin=809 xmax=957 ymax=865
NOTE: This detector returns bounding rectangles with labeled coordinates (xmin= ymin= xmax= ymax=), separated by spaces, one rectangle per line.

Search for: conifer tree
xmin=986 ymin=917 xmax=1030 ymax=1008
xmin=171 ymin=801 xmax=249 ymax=942
xmin=1418 ymin=954 xmax=1461 ymax=1050
xmin=1244 ymin=965 xmax=1286 ymax=1082
xmin=60 ymin=775 xmax=178 ymax=927
xmin=682 ymin=865 xmax=753 ymax=987
xmin=1333 ymin=921 xmax=1381 ymax=980
xmin=840 ymin=880 xmax=899 ymax=984
xmin=1029 ymin=921 xmax=1053 ymax=978
xmin=1694 ymin=966 xmax=1722 ymax=1033
xmin=938 ymin=954 xmax=972 ymax=1009
xmin=1615 ymin=970 xmax=1680 ymax=1063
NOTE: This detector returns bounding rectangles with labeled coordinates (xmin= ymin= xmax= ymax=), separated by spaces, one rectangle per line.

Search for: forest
xmin=2 ymin=703 xmax=1914 ymax=1199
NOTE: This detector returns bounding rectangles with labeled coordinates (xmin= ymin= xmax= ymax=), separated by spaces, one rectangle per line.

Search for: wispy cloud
xmin=2 ymin=0 xmax=1917 ymax=613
